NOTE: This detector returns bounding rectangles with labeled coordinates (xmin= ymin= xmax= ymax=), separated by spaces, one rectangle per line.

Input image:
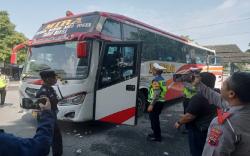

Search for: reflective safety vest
xmin=183 ymin=87 xmax=196 ymax=99
xmin=148 ymin=80 xmax=167 ymax=103
xmin=0 ymin=75 xmax=7 ymax=89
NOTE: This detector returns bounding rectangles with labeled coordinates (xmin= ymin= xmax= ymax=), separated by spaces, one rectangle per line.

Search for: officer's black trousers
xmin=188 ymin=128 xmax=207 ymax=156
xmin=183 ymin=98 xmax=190 ymax=130
xmin=149 ymin=101 xmax=164 ymax=139
xmin=52 ymin=122 xmax=63 ymax=156
xmin=0 ymin=89 xmax=6 ymax=105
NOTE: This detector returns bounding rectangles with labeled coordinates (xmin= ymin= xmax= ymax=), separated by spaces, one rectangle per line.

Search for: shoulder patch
xmin=208 ymin=127 xmax=222 ymax=146
xmin=217 ymin=109 xmax=231 ymax=124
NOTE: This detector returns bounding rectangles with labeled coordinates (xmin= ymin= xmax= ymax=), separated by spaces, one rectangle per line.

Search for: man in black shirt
xmin=175 ymin=72 xmax=217 ymax=156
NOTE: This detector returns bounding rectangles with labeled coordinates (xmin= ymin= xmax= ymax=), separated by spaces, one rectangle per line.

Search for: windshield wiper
xmin=21 ymin=72 xmax=32 ymax=80
xmin=35 ymin=67 xmax=51 ymax=72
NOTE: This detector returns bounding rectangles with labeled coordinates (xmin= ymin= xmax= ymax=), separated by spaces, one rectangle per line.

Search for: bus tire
xmin=137 ymin=92 xmax=148 ymax=116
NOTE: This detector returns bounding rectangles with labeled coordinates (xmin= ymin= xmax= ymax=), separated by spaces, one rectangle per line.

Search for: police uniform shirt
xmin=0 ymin=74 xmax=7 ymax=88
xmin=197 ymin=83 xmax=250 ymax=156
xmin=148 ymin=75 xmax=165 ymax=105
xmin=36 ymin=85 xmax=59 ymax=112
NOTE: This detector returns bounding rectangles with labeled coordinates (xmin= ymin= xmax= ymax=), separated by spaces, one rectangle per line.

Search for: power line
xmin=172 ymin=17 xmax=250 ymax=32
xmin=193 ymin=32 xmax=250 ymax=40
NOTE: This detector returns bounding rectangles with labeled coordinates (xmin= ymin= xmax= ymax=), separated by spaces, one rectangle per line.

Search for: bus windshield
xmin=208 ymin=55 xmax=222 ymax=65
xmin=23 ymin=41 xmax=90 ymax=80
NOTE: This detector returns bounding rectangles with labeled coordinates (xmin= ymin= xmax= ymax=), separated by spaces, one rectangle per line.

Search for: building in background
xmin=205 ymin=44 xmax=250 ymax=74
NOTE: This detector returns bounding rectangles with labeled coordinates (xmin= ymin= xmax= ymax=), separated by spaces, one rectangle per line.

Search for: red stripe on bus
xmin=99 ymin=107 xmax=135 ymax=124
xmin=206 ymin=67 xmax=223 ymax=70
xmin=210 ymin=72 xmax=223 ymax=75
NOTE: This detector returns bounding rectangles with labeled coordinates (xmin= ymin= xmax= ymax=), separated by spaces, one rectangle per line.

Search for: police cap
xmin=39 ymin=70 xmax=57 ymax=80
xmin=153 ymin=63 xmax=166 ymax=70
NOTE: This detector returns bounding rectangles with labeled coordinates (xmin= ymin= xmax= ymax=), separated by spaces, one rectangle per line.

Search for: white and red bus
xmin=12 ymin=11 xmax=223 ymax=125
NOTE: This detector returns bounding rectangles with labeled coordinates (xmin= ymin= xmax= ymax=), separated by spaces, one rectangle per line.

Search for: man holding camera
xmin=36 ymin=70 xmax=63 ymax=156
xmin=0 ymin=97 xmax=55 ymax=156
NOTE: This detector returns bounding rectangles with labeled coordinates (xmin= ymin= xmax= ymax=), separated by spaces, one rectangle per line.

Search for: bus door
xmin=94 ymin=42 xmax=141 ymax=125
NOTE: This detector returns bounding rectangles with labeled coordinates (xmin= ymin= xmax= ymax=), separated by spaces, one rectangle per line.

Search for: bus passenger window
xmin=102 ymin=19 xmax=121 ymax=39
xmin=186 ymin=54 xmax=191 ymax=63
xmin=123 ymin=24 xmax=140 ymax=41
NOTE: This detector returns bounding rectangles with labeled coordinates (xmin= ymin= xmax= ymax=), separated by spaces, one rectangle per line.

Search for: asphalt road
xmin=0 ymin=82 xmax=190 ymax=156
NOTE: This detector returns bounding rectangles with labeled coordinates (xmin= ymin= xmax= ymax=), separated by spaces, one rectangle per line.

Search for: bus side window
xmin=122 ymin=47 xmax=135 ymax=79
xmin=186 ymin=54 xmax=191 ymax=63
xmin=189 ymin=49 xmax=196 ymax=64
xmin=123 ymin=24 xmax=140 ymax=41
xmin=102 ymin=19 xmax=121 ymax=40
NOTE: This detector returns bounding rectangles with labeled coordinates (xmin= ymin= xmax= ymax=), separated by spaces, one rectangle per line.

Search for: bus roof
xmin=43 ymin=11 xmax=187 ymax=42
xmin=41 ymin=11 xmax=214 ymax=53
xmin=187 ymin=42 xmax=215 ymax=53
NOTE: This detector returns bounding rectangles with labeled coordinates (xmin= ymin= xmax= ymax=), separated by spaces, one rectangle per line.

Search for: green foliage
xmin=235 ymin=63 xmax=246 ymax=71
xmin=246 ymin=43 xmax=250 ymax=53
xmin=180 ymin=35 xmax=194 ymax=42
xmin=0 ymin=11 xmax=27 ymax=64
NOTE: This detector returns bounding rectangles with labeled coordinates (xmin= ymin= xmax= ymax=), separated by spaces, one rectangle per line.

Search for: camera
xmin=173 ymin=73 xmax=194 ymax=82
xmin=173 ymin=68 xmax=201 ymax=82
xmin=21 ymin=98 xmax=47 ymax=109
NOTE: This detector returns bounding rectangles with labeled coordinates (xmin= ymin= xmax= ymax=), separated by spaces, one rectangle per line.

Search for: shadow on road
xmin=0 ymin=103 xmax=14 ymax=108
xmin=58 ymin=120 xmax=116 ymax=135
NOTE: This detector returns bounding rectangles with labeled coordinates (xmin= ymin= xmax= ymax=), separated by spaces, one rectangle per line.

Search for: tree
xmin=246 ymin=43 xmax=250 ymax=53
xmin=0 ymin=11 xmax=27 ymax=64
xmin=180 ymin=35 xmax=200 ymax=45
xmin=180 ymin=35 xmax=194 ymax=42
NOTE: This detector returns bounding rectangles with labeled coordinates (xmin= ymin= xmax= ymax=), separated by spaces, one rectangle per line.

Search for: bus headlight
xmin=59 ymin=92 xmax=86 ymax=106
xmin=25 ymin=87 xmax=39 ymax=98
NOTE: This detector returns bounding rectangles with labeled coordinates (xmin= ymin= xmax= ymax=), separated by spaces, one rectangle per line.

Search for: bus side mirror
xmin=77 ymin=42 xmax=88 ymax=58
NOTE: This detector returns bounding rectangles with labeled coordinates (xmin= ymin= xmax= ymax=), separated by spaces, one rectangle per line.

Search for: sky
xmin=1 ymin=0 xmax=250 ymax=51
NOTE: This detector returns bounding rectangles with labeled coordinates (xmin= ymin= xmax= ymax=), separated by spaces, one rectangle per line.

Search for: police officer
xmin=0 ymin=71 xmax=8 ymax=105
xmin=192 ymin=72 xmax=250 ymax=156
xmin=36 ymin=70 xmax=63 ymax=156
xmin=147 ymin=63 xmax=167 ymax=142
xmin=182 ymin=82 xmax=197 ymax=133
xmin=183 ymin=83 xmax=196 ymax=113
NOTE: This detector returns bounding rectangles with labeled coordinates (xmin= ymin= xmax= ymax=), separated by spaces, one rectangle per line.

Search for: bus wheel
xmin=137 ymin=92 xmax=148 ymax=116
